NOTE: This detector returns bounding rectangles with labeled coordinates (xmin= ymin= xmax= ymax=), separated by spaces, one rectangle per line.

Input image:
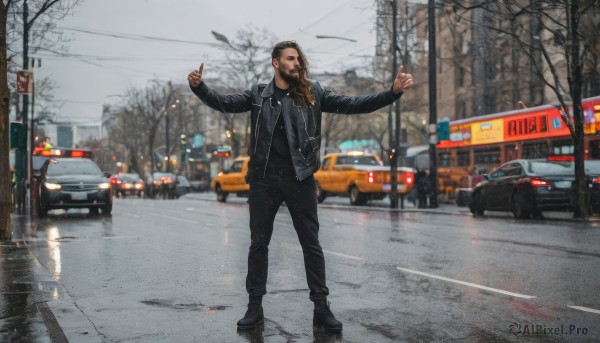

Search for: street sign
xmin=16 ymin=71 xmax=32 ymax=94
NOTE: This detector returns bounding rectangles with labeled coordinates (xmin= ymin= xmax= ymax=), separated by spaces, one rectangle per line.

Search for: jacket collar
xmin=260 ymin=78 xmax=275 ymax=98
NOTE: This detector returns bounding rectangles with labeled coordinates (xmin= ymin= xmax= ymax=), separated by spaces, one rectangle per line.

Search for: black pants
xmin=246 ymin=172 xmax=329 ymax=301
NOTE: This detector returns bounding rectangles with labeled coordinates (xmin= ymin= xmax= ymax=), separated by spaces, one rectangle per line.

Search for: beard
xmin=279 ymin=66 xmax=300 ymax=86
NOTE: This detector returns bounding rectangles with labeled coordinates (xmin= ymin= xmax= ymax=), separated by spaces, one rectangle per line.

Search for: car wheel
xmin=511 ymin=190 xmax=531 ymax=219
xmin=215 ymin=184 xmax=228 ymax=203
xmin=470 ymin=192 xmax=485 ymax=216
xmin=89 ymin=207 xmax=100 ymax=215
xmin=316 ymin=182 xmax=326 ymax=203
xmin=102 ymin=204 xmax=112 ymax=214
xmin=349 ymin=185 xmax=365 ymax=206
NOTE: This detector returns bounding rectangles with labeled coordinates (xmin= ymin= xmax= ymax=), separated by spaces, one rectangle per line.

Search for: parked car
xmin=470 ymin=159 xmax=575 ymax=219
xmin=36 ymin=156 xmax=112 ymax=216
xmin=147 ymin=172 xmax=178 ymax=199
xmin=111 ymin=173 xmax=144 ymax=198
xmin=175 ymin=175 xmax=193 ymax=197
xmin=584 ymin=160 xmax=600 ymax=214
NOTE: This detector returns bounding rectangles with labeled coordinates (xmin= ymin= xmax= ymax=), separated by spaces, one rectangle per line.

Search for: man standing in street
xmin=188 ymin=41 xmax=413 ymax=332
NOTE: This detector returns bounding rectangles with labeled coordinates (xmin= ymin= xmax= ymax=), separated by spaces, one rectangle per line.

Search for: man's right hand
xmin=187 ymin=63 xmax=204 ymax=87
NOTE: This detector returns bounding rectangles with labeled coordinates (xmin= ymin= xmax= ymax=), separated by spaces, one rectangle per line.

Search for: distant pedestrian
xmin=188 ymin=40 xmax=413 ymax=332
xmin=415 ymin=168 xmax=429 ymax=208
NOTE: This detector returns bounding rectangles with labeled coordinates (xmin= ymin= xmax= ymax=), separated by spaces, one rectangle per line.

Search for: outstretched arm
xmin=188 ymin=63 xmax=252 ymax=113
xmin=321 ymin=66 xmax=413 ymax=115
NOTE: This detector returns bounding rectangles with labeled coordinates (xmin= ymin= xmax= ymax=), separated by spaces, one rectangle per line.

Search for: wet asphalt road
xmin=2 ymin=192 xmax=600 ymax=342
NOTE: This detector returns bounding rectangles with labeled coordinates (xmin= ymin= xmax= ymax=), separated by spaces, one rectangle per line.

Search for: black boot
xmin=313 ymin=300 xmax=342 ymax=332
xmin=237 ymin=296 xmax=264 ymax=330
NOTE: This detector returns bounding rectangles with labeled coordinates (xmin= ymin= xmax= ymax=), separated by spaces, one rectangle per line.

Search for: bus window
xmin=474 ymin=147 xmax=500 ymax=165
xmin=438 ymin=150 xmax=451 ymax=167
xmin=523 ymin=141 xmax=549 ymax=159
xmin=550 ymin=139 xmax=572 ymax=156
xmin=457 ymin=150 xmax=470 ymax=167
xmin=590 ymin=140 xmax=600 ymax=159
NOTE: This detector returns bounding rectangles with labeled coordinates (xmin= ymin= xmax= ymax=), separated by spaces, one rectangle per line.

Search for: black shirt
xmin=266 ymin=86 xmax=294 ymax=171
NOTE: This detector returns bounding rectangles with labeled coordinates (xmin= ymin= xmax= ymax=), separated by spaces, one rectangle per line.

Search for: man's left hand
xmin=393 ymin=65 xmax=413 ymax=94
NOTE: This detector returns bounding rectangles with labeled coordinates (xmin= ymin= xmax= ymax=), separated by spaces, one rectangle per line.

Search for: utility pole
xmin=390 ymin=0 xmax=401 ymax=209
xmin=428 ymin=0 xmax=439 ymax=208
xmin=15 ymin=0 xmax=29 ymax=213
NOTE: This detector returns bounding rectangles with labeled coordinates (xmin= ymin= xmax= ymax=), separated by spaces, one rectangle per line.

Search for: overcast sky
xmin=32 ymin=0 xmax=380 ymax=124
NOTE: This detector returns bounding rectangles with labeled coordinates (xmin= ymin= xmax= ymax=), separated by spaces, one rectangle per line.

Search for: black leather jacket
xmin=191 ymin=79 xmax=401 ymax=182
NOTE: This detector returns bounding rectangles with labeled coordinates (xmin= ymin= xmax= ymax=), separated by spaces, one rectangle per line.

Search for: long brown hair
xmin=271 ymin=41 xmax=315 ymax=107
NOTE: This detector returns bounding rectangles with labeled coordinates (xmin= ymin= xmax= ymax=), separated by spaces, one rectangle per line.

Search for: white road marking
xmin=396 ymin=267 xmax=537 ymax=299
xmin=568 ymin=306 xmax=600 ymax=315
xmin=322 ymin=249 xmax=365 ymax=261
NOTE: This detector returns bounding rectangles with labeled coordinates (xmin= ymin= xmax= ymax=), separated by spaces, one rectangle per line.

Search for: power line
xmin=57 ymin=26 xmax=220 ymax=47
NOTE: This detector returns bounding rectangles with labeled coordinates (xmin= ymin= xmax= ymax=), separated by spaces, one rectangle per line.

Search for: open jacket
xmin=190 ymin=79 xmax=401 ymax=182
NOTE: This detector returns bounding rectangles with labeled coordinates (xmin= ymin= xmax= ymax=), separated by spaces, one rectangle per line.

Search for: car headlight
xmin=45 ymin=183 xmax=62 ymax=190
xmin=98 ymin=183 xmax=111 ymax=190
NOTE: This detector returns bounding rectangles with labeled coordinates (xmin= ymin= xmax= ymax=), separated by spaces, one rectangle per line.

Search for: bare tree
xmin=1 ymin=0 xmax=80 ymax=239
xmin=211 ymin=24 xmax=276 ymax=156
xmin=451 ymin=0 xmax=600 ymax=218
xmin=1 ymin=2 xmax=12 ymax=239
xmin=123 ymin=80 xmax=177 ymax=175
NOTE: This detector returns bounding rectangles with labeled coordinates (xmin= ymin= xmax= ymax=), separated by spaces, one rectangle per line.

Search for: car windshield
xmin=119 ymin=174 xmax=141 ymax=182
xmin=47 ymin=159 xmax=102 ymax=176
xmin=528 ymin=161 xmax=574 ymax=175
xmin=177 ymin=176 xmax=191 ymax=186
xmin=336 ymin=156 xmax=379 ymax=166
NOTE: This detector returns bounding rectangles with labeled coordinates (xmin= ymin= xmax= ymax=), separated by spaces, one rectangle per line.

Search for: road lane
xmin=19 ymin=195 xmax=600 ymax=342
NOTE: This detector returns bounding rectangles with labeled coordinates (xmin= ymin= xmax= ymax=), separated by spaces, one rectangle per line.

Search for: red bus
xmin=407 ymin=96 xmax=600 ymax=201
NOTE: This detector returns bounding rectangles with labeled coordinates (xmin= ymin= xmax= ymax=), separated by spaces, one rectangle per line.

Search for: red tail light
xmin=593 ymin=177 xmax=600 ymax=184
xmin=71 ymin=150 xmax=84 ymax=158
xmin=530 ymin=178 xmax=550 ymax=186
xmin=405 ymin=171 xmax=414 ymax=185
xmin=367 ymin=172 xmax=376 ymax=183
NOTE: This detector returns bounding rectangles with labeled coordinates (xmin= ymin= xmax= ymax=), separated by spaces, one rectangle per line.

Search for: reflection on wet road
xmin=6 ymin=196 xmax=600 ymax=342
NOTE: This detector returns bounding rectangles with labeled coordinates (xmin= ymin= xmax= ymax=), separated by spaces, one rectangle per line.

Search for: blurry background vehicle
xmin=584 ymin=160 xmax=600 ymax=214
xmin=210 ymin=156 xmax=249 ymax=203
xmin=314 ymin=152 xmax=414 ymax=206
xmin=110 ymin=173 xmax=144 ymax=198
xmin=147 ymin=172 xmax=178 ymax=199
xmin=469 ymin=159 xmax=575 ymax=219
xmin=175 ymin=175 xmax=193 ymax=198
xmin=35 ymin=155 xmax=112 ymax=216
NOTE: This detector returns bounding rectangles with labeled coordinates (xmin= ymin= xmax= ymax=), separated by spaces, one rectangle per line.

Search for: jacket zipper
xmin=253 ymin=107 xmax=261 ymax=155
xmin=262 ymin=99 xmax=280 ymax=177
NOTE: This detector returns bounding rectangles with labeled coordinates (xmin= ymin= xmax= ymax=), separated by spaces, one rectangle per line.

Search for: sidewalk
xmin=1 ymin=217 xmax=66 ymax=342
xmin=1 ymin=215 xmax=101 ymax=343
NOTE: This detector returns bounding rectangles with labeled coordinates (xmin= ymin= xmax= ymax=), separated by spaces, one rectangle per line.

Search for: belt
xmin=265 ymin=168 xmax=295 ymax=175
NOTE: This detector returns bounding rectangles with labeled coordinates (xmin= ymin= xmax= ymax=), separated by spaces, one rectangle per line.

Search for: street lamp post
xmin=428 ymin=0 xmax=439 ymax=208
